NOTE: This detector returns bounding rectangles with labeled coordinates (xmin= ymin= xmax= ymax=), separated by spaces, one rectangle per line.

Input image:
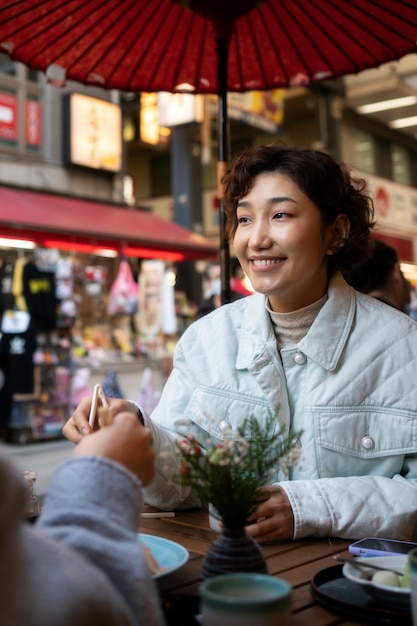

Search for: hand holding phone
xmin=349 ymin=537 xmax=417 ymax=557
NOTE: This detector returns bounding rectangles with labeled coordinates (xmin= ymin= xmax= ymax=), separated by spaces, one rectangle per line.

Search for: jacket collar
xmin=236 ymin=272 xmax=355 ymax=372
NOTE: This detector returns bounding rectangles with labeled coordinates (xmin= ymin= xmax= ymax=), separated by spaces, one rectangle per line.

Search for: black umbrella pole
xmin=217 ymin=37 xmax=231 ymax=305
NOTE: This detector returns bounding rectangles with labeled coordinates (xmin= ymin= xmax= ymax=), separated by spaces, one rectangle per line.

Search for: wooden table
xmin=139 ymin=507 xmax=375 ymax=625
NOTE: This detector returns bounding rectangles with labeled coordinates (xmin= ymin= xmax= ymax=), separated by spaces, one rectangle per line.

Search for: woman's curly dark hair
xmin=222 ymin=144 xmax=376 ymax=273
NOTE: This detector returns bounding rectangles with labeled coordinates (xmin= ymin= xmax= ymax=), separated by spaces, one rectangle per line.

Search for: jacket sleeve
xmin=140 ymin=339 xmax=204 ymax=510
xmin=38 ymin=457 xmax=165 ymax=626
xmin=280 ymin=471 xmax=417 ymax=540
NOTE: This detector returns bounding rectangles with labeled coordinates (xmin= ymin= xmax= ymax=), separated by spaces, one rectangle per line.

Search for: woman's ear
xmin=326 ymin=214 xmax=350 ymax=255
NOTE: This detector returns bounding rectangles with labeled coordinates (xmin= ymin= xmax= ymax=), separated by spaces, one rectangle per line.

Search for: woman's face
xmin=233 ymin=172 xmax=345 ymax=312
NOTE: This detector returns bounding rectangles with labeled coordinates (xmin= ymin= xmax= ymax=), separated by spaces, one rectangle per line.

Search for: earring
xmin=327 ymin=237 xmax=346 ymax=255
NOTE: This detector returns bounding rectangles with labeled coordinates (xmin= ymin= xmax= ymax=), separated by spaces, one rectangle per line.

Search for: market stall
xmin=0 ymin=186 xmax=217 ymax=442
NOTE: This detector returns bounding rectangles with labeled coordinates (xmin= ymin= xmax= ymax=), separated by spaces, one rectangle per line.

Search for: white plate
xmin=138 ymin=533 xmax=189 ymax=579
xmin=342 ymin=555 xmax=410 ymax=609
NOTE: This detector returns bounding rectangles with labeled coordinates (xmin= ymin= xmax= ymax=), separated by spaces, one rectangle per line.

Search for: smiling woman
xmin=65 ymin=144 xmax=417 ymax=548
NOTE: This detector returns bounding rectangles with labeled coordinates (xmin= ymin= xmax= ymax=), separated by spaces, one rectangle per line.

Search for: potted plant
xmin=175 ymin=415 xmax=301 ymax=578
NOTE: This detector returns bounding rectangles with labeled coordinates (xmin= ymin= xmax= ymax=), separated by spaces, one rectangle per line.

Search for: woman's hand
xmin=74 ymin=412 xmax=155 ymax=486
xmin=245 ymin=486 xmax=294 ymax=542
xmin=63 ymin=395 xmax=140 ymax=443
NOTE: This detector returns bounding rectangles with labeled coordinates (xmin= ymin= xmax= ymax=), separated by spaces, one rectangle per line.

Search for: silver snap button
xmin=361 ymin=435 xmax=375 ymax=450
xmin=293 ymin=352 xmax=307 ymax=365
xmin=219 ymin=420 xmax=232 ymax=434
xmin=291 ymin=437 xmax=302 ymax=449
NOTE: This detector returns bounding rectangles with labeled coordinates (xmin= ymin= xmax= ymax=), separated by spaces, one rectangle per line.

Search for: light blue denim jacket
xmin=143 ymin=272 xmax=417 ymax=541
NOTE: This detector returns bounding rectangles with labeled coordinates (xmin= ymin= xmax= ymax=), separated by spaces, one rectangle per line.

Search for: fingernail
xmin=81 ymin=428 xmax=89 ymax=436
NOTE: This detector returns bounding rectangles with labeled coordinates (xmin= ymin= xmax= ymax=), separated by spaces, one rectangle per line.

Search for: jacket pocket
xmin=313 ymin=406 xmax=417 ymax=477
xmin=184 ymin=385 xmax=278 ymax=442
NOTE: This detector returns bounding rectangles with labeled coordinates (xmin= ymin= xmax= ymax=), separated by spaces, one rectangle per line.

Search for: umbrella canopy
xmin=0 ymin=0 xmax=416 ymax=93
xmin=1 ymin=0 xmax=417 ymax=302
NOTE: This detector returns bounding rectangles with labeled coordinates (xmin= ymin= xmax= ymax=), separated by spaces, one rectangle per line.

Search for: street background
xmin=2 ymin=438 xmax=74 ymax=498
xmin=2 ymin=366 xmax=149 ymax=498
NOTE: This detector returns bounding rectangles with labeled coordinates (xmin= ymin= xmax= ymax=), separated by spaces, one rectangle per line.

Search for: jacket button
xmin=293 ymin=352 xmax=307 ymax=365
xmin=219 ymin=421 xmax=232 ymax=434
xmin=361 ymin=435 xmax=375 ymax=450
xmin=291 ymin=437 xmax=302 ymax=449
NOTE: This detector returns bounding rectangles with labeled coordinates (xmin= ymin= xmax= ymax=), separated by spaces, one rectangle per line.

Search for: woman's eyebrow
xmin=267 ymin=196 xmax=297 ymax=205
xmin=237 ymin=196 xmax=297 ymax=208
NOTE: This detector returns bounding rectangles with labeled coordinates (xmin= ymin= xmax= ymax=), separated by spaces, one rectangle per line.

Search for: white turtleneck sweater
xmin=267 ymin=294 xmax=328 ymax=349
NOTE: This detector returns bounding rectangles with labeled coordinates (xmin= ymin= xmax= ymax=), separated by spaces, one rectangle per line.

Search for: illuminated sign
xmin=0 ymin=91 xmax=17 ymax=142
xmin=140 ymin=93 xmax=171 ymax=145
xmin=26 ymin=99 xmax=41 ymax=147
xmin=158 ymin=93 xmax=203 ymax=127
xmin=209 ymin=90 xmax=285 ymax=134
xmin=64 ymin=93 xmax=122 ymax=172
xmin=140 ymin=93 xmax=160 ymax=145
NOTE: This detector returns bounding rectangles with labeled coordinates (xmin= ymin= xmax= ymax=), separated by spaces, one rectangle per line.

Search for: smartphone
xmin=349 ymin=537 xmax=417 ymax=557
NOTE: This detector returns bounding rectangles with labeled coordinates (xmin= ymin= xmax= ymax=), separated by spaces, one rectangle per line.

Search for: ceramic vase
xmin=202 ymin=527 xmax=267 ymax=579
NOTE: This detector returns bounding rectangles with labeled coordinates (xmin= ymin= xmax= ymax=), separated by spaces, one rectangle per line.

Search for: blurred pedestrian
xmin=195 ymin=261 xmax=247 ymax=319
xmin=230 ymin=257 xmax=252 ymax=296
xmin=344 ymin=238 xmax=410 ymax=311
xmin=405 ymin=280 xmax=417 ymax=321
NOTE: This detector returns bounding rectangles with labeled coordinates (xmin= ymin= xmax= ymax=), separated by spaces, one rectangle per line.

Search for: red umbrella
xmin=1 ymin=0 xmax=417 ymax=301
xmin=1 ymin=0 xmax=417 ymax=94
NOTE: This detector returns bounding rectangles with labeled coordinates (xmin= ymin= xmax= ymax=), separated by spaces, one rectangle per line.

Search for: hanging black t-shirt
xmin=22 ymin=261 xmax=57 ymax=331
xmin=0 ymin=312 xmax=37 ymax=394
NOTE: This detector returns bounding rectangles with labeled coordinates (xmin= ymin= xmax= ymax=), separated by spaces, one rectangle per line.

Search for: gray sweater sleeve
xmin=37 ymin=456 xmax=165 ymax=626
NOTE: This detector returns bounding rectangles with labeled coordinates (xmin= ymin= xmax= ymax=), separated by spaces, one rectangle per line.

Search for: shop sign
xmin=137 ymin=260 xmax=177 ymax=348
xmin=139 ymin=93 xmax=171 ymax=145
xmin=140 ymin=93 xmax=161 ymax=145
xmin=64 ymin=93 xmax=122 ymax=172
xmin=359 ymin=170 xmax=417 ymax=233
xmin=138 ymin=260 xmax=165 ymax=342
xmin=158 ymin=92 xmax=203 ymax=127
xmin=0 ymin=91 xmax=17 ymax=143
xmin=26 ymin=99 xmax=42 ymax=147
xmin=208 ymin=90 xmax=285 ymax=134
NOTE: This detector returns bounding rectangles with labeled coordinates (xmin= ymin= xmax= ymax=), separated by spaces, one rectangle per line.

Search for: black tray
xmin=311 ymin=564 xmax=412 ymax=625
xmin=162 ymin=593 xmax=201 ymax=626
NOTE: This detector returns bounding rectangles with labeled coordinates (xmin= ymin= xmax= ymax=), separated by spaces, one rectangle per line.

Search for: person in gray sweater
xmin=0 ymin=412 xmax=165 ymax=626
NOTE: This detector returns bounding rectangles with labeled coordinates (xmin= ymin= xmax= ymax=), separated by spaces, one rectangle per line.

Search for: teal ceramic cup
xmin=410 ymin=548 xmax=417 ymax=625
xmin=200 ymin=573 xmax=292 ymax=626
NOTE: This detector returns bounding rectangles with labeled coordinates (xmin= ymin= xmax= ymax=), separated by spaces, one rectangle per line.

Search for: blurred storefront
xmin=358 ymin=171 xmax=417 ymax=285
xmin=0 ymin=186 xmax=216 ymax=443
xmin=0 ymin=239 xmax=212 ymax=443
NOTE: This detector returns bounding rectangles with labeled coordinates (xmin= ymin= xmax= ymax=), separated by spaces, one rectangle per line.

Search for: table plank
xmin=266 ymin=539 xmax=349 ymax=573
xmin=292 ymin=604 xmax=345 ymax=625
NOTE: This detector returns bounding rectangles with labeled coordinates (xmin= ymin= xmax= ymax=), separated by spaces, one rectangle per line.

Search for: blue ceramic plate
xmin=138 ymin=533 xmax=189 ymax=579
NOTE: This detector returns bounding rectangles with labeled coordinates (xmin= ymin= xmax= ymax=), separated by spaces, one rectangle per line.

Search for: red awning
xmin=0 ymin=186 xmax=218 ymax=261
